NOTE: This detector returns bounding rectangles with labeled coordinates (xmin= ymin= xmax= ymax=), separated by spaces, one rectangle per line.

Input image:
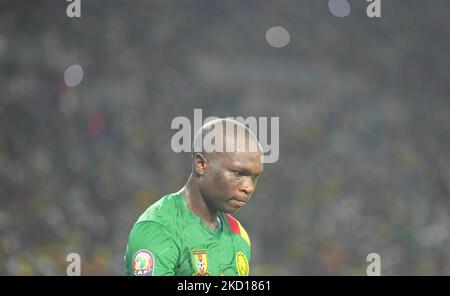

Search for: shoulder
xmin=224 ymin=214 xmax=251 ymax=247
xmin=136 ymin=192 xmax=184 ymax=225
xmin=128 ymin=220 xmax=176 ymax=245
xmin=133 ymin=192 xmax=188 ymax=242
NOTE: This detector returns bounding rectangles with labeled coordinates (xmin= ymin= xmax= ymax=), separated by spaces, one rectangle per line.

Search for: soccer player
xmin=124 ymin=118 xmax=263 ymax=276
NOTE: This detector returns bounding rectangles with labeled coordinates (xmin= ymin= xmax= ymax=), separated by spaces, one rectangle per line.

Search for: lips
xmin=229 ymin=198 xmax=246 ymax=208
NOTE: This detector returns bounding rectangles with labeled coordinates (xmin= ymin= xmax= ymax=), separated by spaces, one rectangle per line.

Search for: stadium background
xmin=1 ymin=0 xmax=450 ymax=275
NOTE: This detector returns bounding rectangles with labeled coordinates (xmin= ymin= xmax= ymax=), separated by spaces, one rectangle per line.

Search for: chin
xmin=222 ymin=205 xmax=241 ymax=214
xmin=220 ymin=206 xmax=232 ymax=214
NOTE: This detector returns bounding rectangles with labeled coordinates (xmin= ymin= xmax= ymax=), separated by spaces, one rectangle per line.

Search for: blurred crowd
xmin=1 ymin=0 xmax=450 ymax=275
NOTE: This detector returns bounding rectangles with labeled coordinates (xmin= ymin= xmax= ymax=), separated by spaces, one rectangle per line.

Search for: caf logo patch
xmin=236 ymin=251 xmax=249 ymax=276
xmin=192 ymin=249 xmax=210 ymax=276
xmin=133 ymin=250 xmax=154 ymax=276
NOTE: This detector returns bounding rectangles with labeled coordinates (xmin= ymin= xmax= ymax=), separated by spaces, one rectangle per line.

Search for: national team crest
xmin=236 ymin=252 xmax=249 ymax=276
xmin=133 ymin=250 xmax=154 ymax=276
xmin=192 ymin=249 xmax=210 ymax=276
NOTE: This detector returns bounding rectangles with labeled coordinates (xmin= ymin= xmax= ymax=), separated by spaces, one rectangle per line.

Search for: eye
xmin=231 ymin=170 xmax=244 ymax=177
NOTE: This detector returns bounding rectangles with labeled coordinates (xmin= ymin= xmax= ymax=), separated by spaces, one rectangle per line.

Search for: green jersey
xmin=124 ymin=190 xmax=251 ymax=276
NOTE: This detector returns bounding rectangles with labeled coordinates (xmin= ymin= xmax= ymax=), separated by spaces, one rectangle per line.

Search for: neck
xmin=183 ymin=175 xmax=219 ymax=230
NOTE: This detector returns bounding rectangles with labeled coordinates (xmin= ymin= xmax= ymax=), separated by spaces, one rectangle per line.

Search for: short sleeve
xmin=125 ymin=221 xmax=180 ymax=276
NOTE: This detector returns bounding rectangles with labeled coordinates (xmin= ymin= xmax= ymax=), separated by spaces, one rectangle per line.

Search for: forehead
xmin=218 ymin=151 xmax=263 ymax=173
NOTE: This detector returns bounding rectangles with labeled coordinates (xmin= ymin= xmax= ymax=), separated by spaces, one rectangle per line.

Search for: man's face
xmin=200 ymin=151 xmax=263 ymax=213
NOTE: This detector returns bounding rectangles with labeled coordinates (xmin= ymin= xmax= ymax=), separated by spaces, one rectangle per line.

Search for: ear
xmin=193 ymin=153 xmax=208 ymax=176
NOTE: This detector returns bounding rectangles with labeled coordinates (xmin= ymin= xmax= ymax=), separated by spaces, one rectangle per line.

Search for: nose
xmin=239 ymin=178 xmax=255 ymax=196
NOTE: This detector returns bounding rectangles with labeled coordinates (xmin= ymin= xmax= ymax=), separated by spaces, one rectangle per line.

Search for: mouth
xmin=228 ymin=198 xmax=246 ymax=208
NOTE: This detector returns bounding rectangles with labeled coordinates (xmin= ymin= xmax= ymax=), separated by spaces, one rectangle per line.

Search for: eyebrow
xmin=231 ymin=164 xmax=262 ymax=176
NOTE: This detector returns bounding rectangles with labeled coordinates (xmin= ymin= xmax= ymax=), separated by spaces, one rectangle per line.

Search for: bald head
xmin=193 ymin=118 xmax=263 ymax=157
